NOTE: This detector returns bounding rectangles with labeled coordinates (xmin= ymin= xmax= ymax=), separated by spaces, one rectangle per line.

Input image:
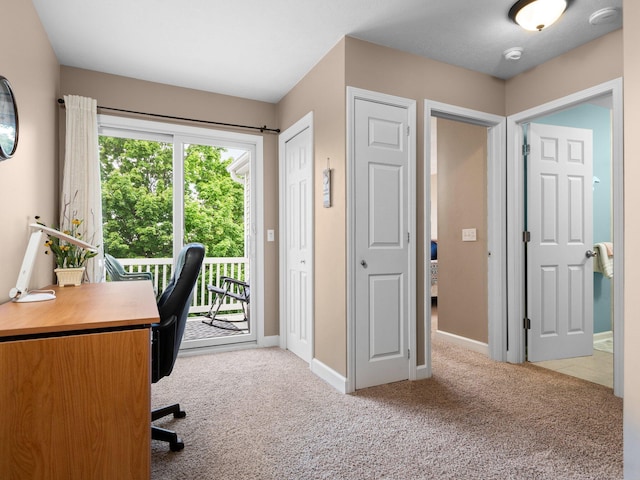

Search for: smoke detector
xmin=589 ymin=8 xmax=619 ymax=25
xmin=504 ymin=47 xmax=524 ymax=61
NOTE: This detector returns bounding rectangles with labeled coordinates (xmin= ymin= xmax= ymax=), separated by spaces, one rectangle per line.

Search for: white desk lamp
xmin=9 ymin=223 xmax=99 ymax=303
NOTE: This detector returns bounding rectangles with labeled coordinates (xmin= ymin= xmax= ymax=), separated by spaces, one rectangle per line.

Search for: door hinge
xmin=523 ymin=318 xmax=531 ymax=330
xmin=523 ymin=231 xmax=531 ymax=243
xmin=407 ymin=232 xmax=410 ymax=243
xmin=522 ymin=144 xmax=531 ymax=156
xmin=407 ymin=125 xmax=410 ymax=136
xmin=408 ymin=349 xmax=410 ymax=359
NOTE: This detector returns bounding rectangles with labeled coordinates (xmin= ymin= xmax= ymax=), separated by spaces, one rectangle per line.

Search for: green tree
xmin=99 ymin=136 xmax=244 ymax=259
xmin=183 ymin=143 xmax=245 ymax=257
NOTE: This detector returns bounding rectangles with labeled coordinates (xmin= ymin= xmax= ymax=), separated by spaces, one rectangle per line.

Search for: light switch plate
xmin=267 ymin=229 xmax=275 ymax=242
xmin=462 ymin=228 xmax=477 ymax=242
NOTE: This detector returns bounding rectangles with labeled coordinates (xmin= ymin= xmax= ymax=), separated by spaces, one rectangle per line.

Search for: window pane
xmin=183 ymin=143 xmax=245 ymax=258
xmin=99 ymin=136 xmax=174 ymax=259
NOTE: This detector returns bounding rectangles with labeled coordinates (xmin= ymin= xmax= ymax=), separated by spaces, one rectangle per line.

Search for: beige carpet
xmin=151 ymin=338 xmax=622 ymax=480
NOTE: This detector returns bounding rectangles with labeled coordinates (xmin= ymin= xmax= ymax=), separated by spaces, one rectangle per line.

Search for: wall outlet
xmin=462 ymin=228 xmax=477 ymax=242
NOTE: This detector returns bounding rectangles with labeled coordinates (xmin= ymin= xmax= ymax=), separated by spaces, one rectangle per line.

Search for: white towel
xmin=593 ymin=242 xmax=613 ymax=279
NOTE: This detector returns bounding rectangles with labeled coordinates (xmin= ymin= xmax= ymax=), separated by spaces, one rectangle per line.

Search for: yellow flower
xmin=36 ymin=211 xmax=98 ymax=269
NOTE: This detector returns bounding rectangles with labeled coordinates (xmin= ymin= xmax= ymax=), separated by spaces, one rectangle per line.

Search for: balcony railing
xmin=117 ymin=257 xmax=248 ymax=315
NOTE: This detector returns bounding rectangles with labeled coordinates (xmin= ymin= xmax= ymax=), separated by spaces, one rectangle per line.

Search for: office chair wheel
xmin=170 ymin=439 xmax=185 ymax=452
xmin=175 ymin=410 xmax=186 ymax=419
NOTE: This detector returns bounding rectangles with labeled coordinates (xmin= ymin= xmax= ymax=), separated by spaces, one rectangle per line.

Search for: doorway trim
xmin=424 ymin=101 xmax=507 ymax=373
xmin=346 ymin=87 xmax=416 ymax=393
xmin=278 ymin=111 xmax=315 ymax=363
xmin=506 ymin=78 xmax=624 ymax=397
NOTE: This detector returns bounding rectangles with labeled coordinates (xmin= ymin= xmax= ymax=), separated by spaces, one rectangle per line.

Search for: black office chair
xmin=151 ymin=243 xmax=205 ymax=452
xmin=105 ymin=253 xmax=153 ymax=282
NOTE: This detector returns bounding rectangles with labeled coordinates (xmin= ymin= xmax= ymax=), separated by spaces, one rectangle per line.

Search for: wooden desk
xmin=0 ymin=281 xmax=158 ymax=479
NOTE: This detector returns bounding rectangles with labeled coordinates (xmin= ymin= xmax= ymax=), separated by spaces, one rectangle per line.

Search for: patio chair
xmin=105 ymin=253 xmax=153 ymax=282
xmin=202 ymin=276 xmax=250 ymax=331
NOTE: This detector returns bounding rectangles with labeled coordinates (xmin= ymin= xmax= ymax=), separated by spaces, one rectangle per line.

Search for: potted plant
xmin=36 ymin=215 xmax=98 ymax=286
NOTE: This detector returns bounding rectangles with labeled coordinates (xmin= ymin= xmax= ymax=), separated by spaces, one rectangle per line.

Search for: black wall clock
xmin=0 ymin=76 xmax=18 ymax=160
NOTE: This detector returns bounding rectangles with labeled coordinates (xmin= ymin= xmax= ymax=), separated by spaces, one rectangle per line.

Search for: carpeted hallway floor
xmin=151 ymin=337 xmax=622 ymax=480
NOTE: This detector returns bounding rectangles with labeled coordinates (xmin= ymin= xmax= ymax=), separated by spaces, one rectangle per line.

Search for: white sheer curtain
xmin=60 ymin=95 xmax=104 ymax=283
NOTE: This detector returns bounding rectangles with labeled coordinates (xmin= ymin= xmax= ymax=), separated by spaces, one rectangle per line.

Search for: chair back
xmin=152 ymin=243 xmax=205 ymax=383
xmin=104 ymin=253 xmax=125 ymax=280
xmin=105 ymin=253 xmax=153 ymax=282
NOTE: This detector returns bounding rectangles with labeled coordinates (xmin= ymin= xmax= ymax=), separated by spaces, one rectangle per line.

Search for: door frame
xmin=278 ymin=111 xmax=315 ymax=362
xmin=506 ymin=78 xmax=624 ymax=397
xmin=424 ymin=101 xmax=507 ymax=372
xmin=97 ymin=114 xmax=266 ymax=350
xmin=346 ymin=87 xmax=416 ymax=393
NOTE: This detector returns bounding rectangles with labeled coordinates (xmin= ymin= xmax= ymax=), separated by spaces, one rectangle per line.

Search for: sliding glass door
xmin=98 ymin=118 xmax=259 ymax=348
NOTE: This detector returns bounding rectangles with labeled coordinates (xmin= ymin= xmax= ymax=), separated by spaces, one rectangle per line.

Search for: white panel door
xmin=528 ymin=123 xmax=593 ymax=362
xmin=283 ymin=125 xmax=313 ymax=363
xmin=355 ymin=98 xmax=410 ymax=389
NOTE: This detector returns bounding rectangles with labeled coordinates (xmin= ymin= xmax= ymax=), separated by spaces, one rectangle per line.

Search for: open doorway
xmin=423 ymin=100 xmax=506 ymax=378
xmin=524 ymin=98 xmax=614 ymax=389
xmin=429 ymin=117 xmax=489 ymax=352
xmin=506 ymin=79 xmax=623 ymax=397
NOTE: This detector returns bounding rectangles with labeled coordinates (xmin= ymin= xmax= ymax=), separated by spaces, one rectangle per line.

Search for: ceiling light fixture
xmin=509 ymin=0 xmax=568 ymax=32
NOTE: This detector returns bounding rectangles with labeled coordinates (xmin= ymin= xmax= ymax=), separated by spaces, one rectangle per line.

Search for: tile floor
xmin=531 ymin=350 xmax=613 ymax=388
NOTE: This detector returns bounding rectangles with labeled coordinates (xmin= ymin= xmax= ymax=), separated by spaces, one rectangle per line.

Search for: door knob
xmin=585 ymin=250 xmax=597 ymax=258
xmin=360 ymin=260 xmax=367 ymax=268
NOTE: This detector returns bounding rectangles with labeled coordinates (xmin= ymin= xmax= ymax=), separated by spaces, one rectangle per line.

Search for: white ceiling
xmin=32 ymin=0 xmax=622 ymax=104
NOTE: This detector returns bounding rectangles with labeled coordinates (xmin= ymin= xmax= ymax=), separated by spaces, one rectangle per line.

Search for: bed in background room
xmin=430 ymin=240 xmax=438 ymax=298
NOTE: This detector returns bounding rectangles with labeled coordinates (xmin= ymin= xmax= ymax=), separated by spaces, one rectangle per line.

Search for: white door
xmin=281 ymin=121 xmax=313 ymax=363
xmin=354 ymin=98 xmax=411 ymax=389
xmin=527 ymin=123 xmax=594 ymax=362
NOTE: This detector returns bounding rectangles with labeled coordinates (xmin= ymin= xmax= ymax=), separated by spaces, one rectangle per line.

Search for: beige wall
xmin=623 ymin=0 xmax=640 ymax=476
xmin=60 ymin=67 xmax=281 ymax=335
xmin=345 ymin=37 xmax=506 ymax=116
xmin=277 ymin=40 xmax=347 ymax=374
xmin=436 ymin=119 xmax=488 ymax=343
xmin=0 ymin=1 xmax=60 ymax=303
xmin=505 ymin=30 xmax=623 ymax=115
xmin=430 ymin=175 xmax=438 ymax=240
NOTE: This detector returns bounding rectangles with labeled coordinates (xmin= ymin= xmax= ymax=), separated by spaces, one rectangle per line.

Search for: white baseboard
xmin=259 ymin=335 xmax=280 ymax=347
xmin=594 ymin=330 xmax=613 ymax=342
xmin=415 ymin=364 xmax=431 ymax=380
xmin=435 ymin=329 xmax=489 ymax=356
xmin=311 ymin=358 xmax=348 ymax=393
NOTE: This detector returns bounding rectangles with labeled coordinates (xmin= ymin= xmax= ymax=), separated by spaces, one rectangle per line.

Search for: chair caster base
xmin=169 ymin=440 xmax=185 ymax=452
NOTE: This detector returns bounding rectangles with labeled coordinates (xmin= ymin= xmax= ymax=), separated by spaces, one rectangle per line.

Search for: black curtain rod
xmin=56 ymin=98 xmax=280 ymax=134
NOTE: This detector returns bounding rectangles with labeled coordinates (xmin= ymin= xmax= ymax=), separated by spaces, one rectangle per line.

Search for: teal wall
xmin=536 ymin=103 xmax=612 ymax=334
